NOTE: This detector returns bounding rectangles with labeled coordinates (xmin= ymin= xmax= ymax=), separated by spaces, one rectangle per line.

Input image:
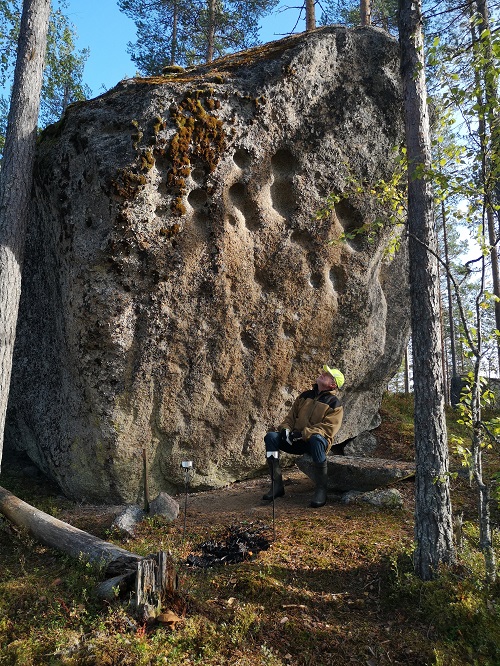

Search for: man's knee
xmin=265 ymin=431 xmax=281 ymax=451
xmin=308 ymin=434 xmax=328 ymax=463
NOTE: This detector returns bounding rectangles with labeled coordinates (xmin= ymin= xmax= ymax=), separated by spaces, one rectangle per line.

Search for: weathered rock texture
xmin=7 ymin=26 xmax=409 ymax=502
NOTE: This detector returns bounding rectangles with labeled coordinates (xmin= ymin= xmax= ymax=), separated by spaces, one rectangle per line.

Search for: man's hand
xmin=290 ymin=430 xmax=302 ymax=444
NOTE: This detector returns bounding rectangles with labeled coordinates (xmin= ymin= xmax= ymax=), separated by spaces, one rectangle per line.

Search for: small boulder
xmin=149 ymin=493 xmax=180 ymax=521
xmin=112 ymin=504 xmax=146 ymax=537
xmin=342 ymin=488 xmax=403 ymax=508
xmin=343 ymin=431 xmax=378 ymax=457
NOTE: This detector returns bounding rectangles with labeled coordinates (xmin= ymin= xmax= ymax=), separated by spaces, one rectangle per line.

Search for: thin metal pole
xmin=183 ymin=469 xmax=189 ymax=541
xmin=272 ymin=470 xmax=276 ymax=541
xmin=142 ymin=448 xmax=150 ymax=513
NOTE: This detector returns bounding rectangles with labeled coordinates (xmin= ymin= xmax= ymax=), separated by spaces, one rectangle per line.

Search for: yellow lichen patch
xmin=153 ymin=115 xmax=167 ymax=135
xmin=111 ymin=169 xmax=147 ymax=200
xmin=164 ymin=87 xmax=226 ymax=216
xmin=139 ymin=148 xmax=155 ymax=171
xmin=159 ymin=223 xmax=182 ymax=238
xmin=131 ymin=119 xmax=143 ymax=150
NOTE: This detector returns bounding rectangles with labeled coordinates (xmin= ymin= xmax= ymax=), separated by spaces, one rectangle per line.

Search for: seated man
xmin=263 ymin=365 xmax=344 ymax=508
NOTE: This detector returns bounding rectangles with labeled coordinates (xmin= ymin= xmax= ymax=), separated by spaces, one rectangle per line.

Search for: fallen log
xmin=0 ymin=486 xmax=182 ymax=619
xmin=0 ymin=485 xmax=141 ymax=568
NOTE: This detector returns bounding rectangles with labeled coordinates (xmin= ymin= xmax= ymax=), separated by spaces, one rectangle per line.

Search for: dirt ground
xmin=57 ymin=467 xmax=335 ymax=535
xmin=168 ymin=465 xmax=415 ymax=535
xmin=184 ymin=468 xmax=317 ymax=522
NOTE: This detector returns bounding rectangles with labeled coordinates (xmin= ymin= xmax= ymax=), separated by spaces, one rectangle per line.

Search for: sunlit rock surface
xmin=7 ymin=26 xmax=409 ymax=502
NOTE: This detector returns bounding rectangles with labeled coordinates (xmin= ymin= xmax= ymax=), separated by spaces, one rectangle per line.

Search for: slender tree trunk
xmin=469 ymin=0 xmax=500 ymax=373
xmin=438 ymin=280 xmax=449 ymax=407
xmin=360 ymin=0 xmax=371 ymax=26
xmin=475 ymin=0 xmax=499 ymax=209
xmin=440 ymin=203 xmax=455 ymax=377
xmin=306 ymin=0 xmax=316 ymax=30
xmin=471 ymin=257 xmax=497 ymax=582
xmin=398 ymin=0 xmax=455 ymax=580
xmin=0 ymin=0 xmax=51 ymax=470
xmin=206 ymin=0 xmax=216 ymax=63
xmin=404 ymin=344 xmax=410 ymax=393
xmin=486 ymin=205 xmax=500 ymax=371
xmin=170 ymin=0 xmax=179 ymax=65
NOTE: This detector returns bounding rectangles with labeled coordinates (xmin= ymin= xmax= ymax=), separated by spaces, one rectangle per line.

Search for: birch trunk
xmin=0 ymin=0 xmax=51 ymax=469
xmin=398 ymin=0 xmax=455 ymax=580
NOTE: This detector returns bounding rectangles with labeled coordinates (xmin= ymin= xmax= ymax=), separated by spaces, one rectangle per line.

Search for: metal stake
xmin=181 ymin=461 xmax=193 ymax=541
xmin=272 ymin=472 xmax=276 ymax=541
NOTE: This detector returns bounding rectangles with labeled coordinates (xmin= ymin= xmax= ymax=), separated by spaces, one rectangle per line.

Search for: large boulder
xmin=6 ymin=26 xmax=409 ymax=503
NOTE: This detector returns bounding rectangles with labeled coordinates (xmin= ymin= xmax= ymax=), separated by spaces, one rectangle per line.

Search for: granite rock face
xmin=7 ymin=26 xmax=409 ymax=502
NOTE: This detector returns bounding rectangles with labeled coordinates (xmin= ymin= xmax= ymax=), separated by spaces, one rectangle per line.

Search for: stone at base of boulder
xmin=149 ymin=492 xmax=179 ymax=520
xmin=112 ymin=494 xmax=179 ymax=536
xmin=296 ymin=455 xmax=415 ymax=492
xmin=342 ymin=488 xmax=403 ymax=508
xmin=343 ymin=431 xmax=378 ymax=457
xmin=112 ymin=505 xmax=146 ymax=537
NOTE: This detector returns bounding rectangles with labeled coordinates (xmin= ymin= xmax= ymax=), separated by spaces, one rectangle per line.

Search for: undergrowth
xmin=0 ymin=392 xmax=499 ymax=666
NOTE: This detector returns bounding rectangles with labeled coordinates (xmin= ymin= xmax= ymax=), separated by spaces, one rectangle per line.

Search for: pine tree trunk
xmin=0 ymin=0 xmax=51 ymax=469
xmin=398 ymin=0 xmax=455 ymax=580
xmin=360 ymin=0 xmax=371 ymax=26
xmin=306 ymin=0 xmax=316 ymax=30
xmin=170 ymin=0 xmax=179 ymax=65
xmin=206 ymin=0 xmax=216 ymax=63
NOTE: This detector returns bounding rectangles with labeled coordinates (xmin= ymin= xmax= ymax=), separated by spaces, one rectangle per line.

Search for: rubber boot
xmin=310 ymin=461 xmax=328 ymax=508
xmin=262 ymin=455 xmax=285 ymax=500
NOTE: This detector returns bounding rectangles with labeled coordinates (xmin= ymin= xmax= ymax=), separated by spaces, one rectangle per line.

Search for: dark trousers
xmin=264 ymin=431 xmax=328 ymax=464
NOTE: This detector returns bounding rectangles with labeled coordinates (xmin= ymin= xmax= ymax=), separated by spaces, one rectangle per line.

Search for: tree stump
xmin=134 ymin=551 xmax=178 ymax=622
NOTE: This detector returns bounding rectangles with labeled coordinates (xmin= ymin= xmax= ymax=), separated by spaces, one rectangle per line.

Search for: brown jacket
xmin=278 ymin=385 xmax=343 ymax=451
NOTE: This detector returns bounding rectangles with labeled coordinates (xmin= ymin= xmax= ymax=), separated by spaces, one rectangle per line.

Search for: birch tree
xmin=0 ymin=0 xmax=51 ymax=470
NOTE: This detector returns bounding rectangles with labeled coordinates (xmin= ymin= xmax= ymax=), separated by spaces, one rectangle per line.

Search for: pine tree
xmin=119 ymin=0 xmax=279 ymax=72
xmin=398 ymin=0 xmax=456 ymax=580
xmin=39 ymin=7 xmax=91 ymax=126
xmin=320 ymin=0 xmax=398 ymax=33
xmin=0 ymin=0 xmax=51 ymax=470
xmin=0 ymin=0 xmax=89 ymax=134
xmin=117 ymin=0 xmax=195 ymax=74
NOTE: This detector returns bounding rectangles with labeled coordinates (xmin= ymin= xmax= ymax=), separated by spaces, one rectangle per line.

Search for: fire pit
xmin=186 ymin=523 xmax=271 ymax=568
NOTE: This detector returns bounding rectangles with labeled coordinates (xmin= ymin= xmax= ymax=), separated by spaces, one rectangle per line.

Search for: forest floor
xmin=0 ymin=393 xmax=499 ymax=666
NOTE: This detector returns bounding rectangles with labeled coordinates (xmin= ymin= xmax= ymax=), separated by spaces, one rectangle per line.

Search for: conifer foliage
xmin=118 ymin=0 xmax=279 ymax=72
xmin=0 ymin=0 xmax=89 ymax=142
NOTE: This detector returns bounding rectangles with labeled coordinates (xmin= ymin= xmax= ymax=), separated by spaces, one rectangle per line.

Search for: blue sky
xmin=64 ymin=1 xmax=306 ymax=97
